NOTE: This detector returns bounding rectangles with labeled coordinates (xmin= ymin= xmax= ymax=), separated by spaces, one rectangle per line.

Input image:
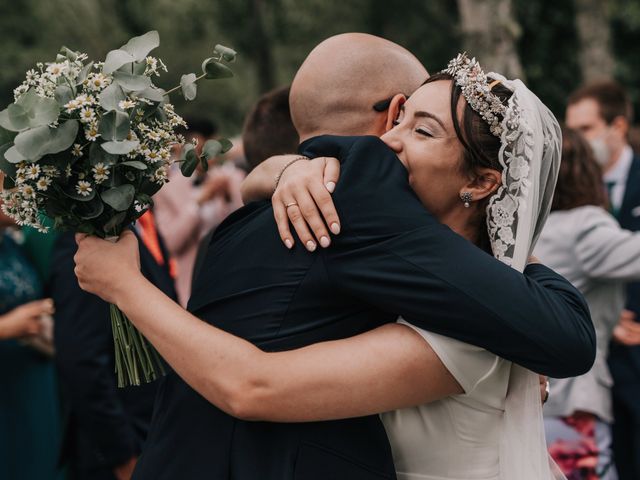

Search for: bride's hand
xmin=74 ymin=230 xmax=142 ymax=305
xmin=272 ymin=156 xmax=341 ymax=251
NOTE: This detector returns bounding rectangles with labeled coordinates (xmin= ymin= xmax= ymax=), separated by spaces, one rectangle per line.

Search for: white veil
xmin=483 ymin=72 xmax=565 ymax=480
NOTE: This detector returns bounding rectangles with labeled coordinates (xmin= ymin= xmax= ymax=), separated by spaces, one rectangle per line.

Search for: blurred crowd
xmin=1 ymin=79 xmax=640 ymax=480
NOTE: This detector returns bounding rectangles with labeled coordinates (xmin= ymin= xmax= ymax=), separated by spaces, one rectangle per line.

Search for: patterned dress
xmin=0 ymin=231 xmax=63 ymax=479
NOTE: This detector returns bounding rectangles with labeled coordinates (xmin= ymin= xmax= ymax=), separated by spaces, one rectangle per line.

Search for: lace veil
xmin=481 ymin=72 xmax=565 ymax=480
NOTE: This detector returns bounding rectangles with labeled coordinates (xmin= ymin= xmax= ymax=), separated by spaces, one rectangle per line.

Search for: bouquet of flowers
xmin=0 ymin=31 xmax=236 ymax=387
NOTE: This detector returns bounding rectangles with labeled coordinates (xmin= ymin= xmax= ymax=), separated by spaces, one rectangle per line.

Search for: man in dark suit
xmin=567 ymin=81 xmax=640 ymax=480
xmin=51 ymin=212 xmax=176 ymax=480
xmin=76 ymin=34 xmax=595 ymax=480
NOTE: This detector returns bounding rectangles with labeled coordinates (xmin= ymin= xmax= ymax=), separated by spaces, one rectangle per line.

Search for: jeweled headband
xmin=441 ymin=53 xmax=508 ymax=137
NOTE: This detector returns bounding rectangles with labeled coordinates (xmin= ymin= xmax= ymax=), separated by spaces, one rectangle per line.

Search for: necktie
xmin=137 ymin=211 xmax=178 ymax=278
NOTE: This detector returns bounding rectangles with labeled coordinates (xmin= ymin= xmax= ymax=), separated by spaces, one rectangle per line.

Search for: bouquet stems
xmin=109 ymin=304 xmax=165 ymax=387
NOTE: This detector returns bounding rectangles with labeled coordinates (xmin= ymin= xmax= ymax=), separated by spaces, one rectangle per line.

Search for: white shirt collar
xmin=604 ymin=145 xmax=633 ymax=184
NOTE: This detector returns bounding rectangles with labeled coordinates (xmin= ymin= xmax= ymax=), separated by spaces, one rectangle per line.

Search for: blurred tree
xmin=574 ymin=0 xmax=615 ymax=81
xmin=456 ymin=0 xmax=524 ymax=78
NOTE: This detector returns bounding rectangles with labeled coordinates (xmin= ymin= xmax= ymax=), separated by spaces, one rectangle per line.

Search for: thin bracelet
xmin=273 ymin=156 xmax=309 ymax=194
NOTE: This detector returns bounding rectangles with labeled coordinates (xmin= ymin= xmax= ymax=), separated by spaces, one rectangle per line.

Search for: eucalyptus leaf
xmin=14 ymin=120 xmax=79 ymax=160
xmin=219 ymin=137 xmax=233 ymax=153
xmin=103 ymin=212 xmax=127 ymax=234
xmin=0 ymin=127 xmax=16 ymax=145
xmin=54 ymin=85 xmax=75 ymax=107
xmin=0 ymin=90 xmax=59 ymax=131
xmin=180 ymin=148 xmax=200 ymax=177
xmin=132 ymin=62 xmax=147 ymax=75
xmin=120 ymin=31 xmax=160 ymax=62
xmin=76 ymin=62 xmax=94 ymax=86
xmin=213 ymin=44 xmax=237 ymax=63
xmin=180 ymin=142 xmax=195 ymax=160
xmin=101 ymin=140 xmax=139 ymax=155
xmin=89 ymin=142 xmax=118 ymax=166
xmin=119 ymin=161 xmax=147 ymax=170
xmin=101 ymin=184 xmax=135 ymax=211
xmin=0 ymin=143 xmax=17 ymax=177
xmin=4 ymin=146 xmax=27 ymax=164
xmin=113 ymin=71 xmax=152 ymax=92
xmin=201 ymin=58 xmax=233 ymax=79
xmin=180 ymin=73 xmax=197 ymax=101
xmin=59 ymin=46 xmax=78 ymax=62
xmin=202 ymin=139 xmax=222 ymax=160
xmin=0 ymin=104 xmax=29 ymax=132
xmin=75 ymin=197 xmax=104 ymax=220
xmin=103 ymin=49 xmax=136 ymax=75
xmin=136 ymin=86 xmax=166 ymax=102
xmin=98 ymin=110 xmax=130 ymax=141
xmin=99 ymin=83 xmax=126 ymax=112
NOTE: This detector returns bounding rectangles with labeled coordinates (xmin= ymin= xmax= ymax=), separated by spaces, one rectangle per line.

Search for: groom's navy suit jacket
xmin=134 ymin=135 xmax=595 ymax=480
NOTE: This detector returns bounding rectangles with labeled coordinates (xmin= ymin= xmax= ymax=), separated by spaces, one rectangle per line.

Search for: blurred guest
xmin=566 ymin=81 xmax=640 ymax=480
xmin=0 ymin=193 xmax=62 ymax=480
xmin=535 ymin=128 xmax=640 ymax=479
xmin=154 ymin=118 xmax=244 ymax=306
xmin=242 ymin=85 xmax=299 ymax=172
xmin=51 ymin=211 xmax=176 ymax=480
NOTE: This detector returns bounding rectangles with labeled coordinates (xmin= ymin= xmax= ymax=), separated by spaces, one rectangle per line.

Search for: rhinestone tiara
xmin=441 ymin=53 xmax=507 ymax=137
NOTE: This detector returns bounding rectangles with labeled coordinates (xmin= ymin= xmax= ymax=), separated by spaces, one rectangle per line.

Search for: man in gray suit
xmin=567 ymin=81 xmax=640 ymax=480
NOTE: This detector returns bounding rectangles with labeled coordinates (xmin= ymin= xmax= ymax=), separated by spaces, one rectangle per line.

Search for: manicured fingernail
xmin=306 ymin=240 xmax=317 ymax=252
xmin=326 ymin=182 xmax=336 ymax=193
xmin=320 ymin=236 xmax=330 ymax=248
xmin=285 ymin=239 xmax=293 ymax=249
xmin=330 ymin=222 xmax=341 ymax=235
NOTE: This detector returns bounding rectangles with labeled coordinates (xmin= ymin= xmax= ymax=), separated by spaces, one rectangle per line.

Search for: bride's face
xmin=381 ymin=80 xmax=469 ymax=223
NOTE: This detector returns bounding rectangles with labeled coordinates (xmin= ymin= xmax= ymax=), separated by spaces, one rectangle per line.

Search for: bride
xmin=75 ymin=54 xmax=566 ymax=479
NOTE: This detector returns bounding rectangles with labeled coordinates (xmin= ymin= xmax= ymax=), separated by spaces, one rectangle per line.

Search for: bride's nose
xmin=381 ymin=130 xmax=403 ymax=153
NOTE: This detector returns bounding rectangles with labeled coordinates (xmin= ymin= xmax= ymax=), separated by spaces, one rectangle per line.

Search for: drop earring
xmin=461 ymin=192 xmax=473 ymax=208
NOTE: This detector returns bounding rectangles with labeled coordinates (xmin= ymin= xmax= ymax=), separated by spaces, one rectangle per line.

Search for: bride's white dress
xmin=381 ymin=320 xmax=512 ymax=480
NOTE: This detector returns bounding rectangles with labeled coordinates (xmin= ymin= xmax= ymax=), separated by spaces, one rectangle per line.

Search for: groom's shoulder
xmin=300 ymin=135 xmax=408 ymax=186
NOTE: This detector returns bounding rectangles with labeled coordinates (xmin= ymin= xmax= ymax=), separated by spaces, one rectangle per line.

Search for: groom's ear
xmin=384 ymin=94 xmax=407 ymax=132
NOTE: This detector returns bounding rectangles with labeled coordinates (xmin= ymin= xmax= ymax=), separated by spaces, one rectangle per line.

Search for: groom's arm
xmin=306 ymin=135 xmax=595 ymax=378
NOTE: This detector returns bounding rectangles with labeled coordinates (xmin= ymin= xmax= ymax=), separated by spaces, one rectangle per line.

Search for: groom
xmin=101 ymin=34 xmax=594 ymax=479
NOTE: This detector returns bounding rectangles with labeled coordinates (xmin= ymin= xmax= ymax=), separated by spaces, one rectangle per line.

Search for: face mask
xmin=589 ymin=136 xmax=611 ymax=167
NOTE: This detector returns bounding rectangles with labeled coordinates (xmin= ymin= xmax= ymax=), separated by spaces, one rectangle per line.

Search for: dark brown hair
xmin=422 ymin=72 xmax=513 ymax=251
xmin=551 ymin=127 xmax=607 ymax=211
xmin=568 ymin=81 xmax=633 ymax=124
xmin=242 ymin=85 xmax=299 ymax=172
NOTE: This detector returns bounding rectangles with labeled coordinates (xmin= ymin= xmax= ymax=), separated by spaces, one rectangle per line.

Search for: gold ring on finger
xmin=285 ymin=202 xmax=298 ymax=209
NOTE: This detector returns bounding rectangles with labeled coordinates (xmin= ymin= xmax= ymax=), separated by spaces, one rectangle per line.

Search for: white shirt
xmin=380 ymin=319 xmax=511 ymax=480
xmin=604 ymin=145 xmax=633 ymax=212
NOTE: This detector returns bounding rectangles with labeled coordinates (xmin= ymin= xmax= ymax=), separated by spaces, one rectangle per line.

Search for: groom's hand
xmin=113 ymin=456 xmax=137 ymax=480
xmin=74 ymin=230 xmax=142 ymax=304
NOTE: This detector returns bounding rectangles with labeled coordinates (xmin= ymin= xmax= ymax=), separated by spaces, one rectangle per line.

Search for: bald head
xmin=290 ymin=33 xmax=428 ymax=141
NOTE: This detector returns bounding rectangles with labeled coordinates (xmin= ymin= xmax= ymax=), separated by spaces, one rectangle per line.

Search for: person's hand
xmin=0 ymin=298 xmax=53 ymax=339
xmin=198 ymin=170 xmax=232 ymax=204
xmin=612 ymin=309 xmax=640 ymax=346
xmin=272 ymin=156 xmax=341 ymax=251
xmin=113 ymin=456 xmax=137 ymax=480
xmin=74 ymin=230 xmax=142 ymax=305
xmin=527 ymin=255 xmax=540 ymax=265
xmin=539 ymin=375 xmax=549 ymax=404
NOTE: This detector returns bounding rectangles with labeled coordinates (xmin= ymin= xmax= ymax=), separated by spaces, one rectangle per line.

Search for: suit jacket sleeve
xmin=51 ymin=233 xmax=138 ymax=469
xmin=303 ymin=135 xmax=595 ymax=378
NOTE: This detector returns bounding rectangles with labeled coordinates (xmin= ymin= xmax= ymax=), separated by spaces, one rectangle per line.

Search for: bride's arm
xmin=74 ymin=232 xmax=462 ymax=422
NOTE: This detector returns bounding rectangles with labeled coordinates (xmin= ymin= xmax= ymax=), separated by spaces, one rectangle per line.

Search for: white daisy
xmin=88 ymin=73 xmax=109 ymax=91
xmin=25 ymin=164 xmax=41 ymax=180
xmin=64 ymin=99 xmax=80 ymax=113
xmin=85 ymin=125 xmax=100 ymax=142
xmin=36 ymin=177 xmax=52 ymax=191
xmin=46 ymin=62 xmax=67 ymax=79
xmin=79 ymin=107 xmax=96 ymax=123
xmin=76 ymin=181 xmax=93 ymax=197
xmin=71 ymin=144 xmax=83 ymax=157
xmin=118 ymin=99 xmax=136 ymax=110
xmin=92 ymin=163 xmax=110 ymax=184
